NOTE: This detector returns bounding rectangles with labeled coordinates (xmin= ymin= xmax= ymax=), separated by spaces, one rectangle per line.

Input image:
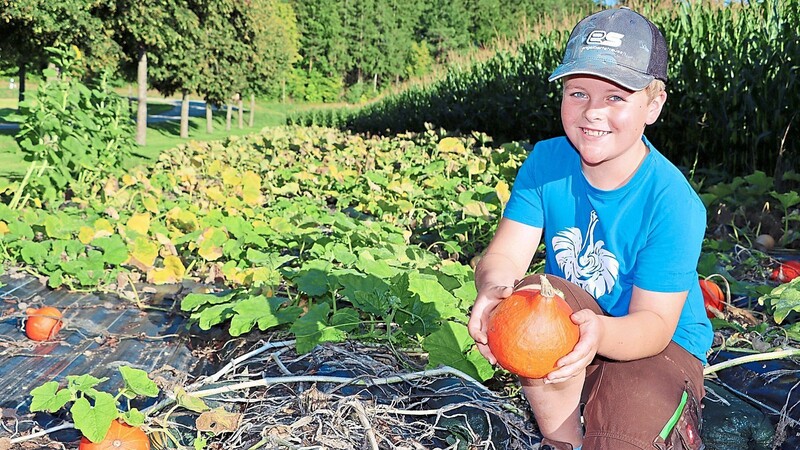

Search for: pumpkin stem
xmin=539 ymin=275 xmax=564 ymax=300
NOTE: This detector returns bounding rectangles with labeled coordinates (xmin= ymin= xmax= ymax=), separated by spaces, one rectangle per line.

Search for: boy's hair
xmin=644 ymin=79 xmax=666 ymax=102
xmin=549 ymin=8 xmax=668 ymax=92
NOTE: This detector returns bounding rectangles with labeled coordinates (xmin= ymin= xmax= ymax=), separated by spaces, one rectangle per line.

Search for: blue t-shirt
xmin=504 ymin=136 xmax=713 ymax=364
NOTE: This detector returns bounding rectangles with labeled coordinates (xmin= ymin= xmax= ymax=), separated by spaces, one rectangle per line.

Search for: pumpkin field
xmin=1 ymin=0 xmax=800 ymax=448
xmin=0 ymin=122 xmax=798 ymax=449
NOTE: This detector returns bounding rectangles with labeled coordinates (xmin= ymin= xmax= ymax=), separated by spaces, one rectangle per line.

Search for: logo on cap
xmin=586 ymin=31 xmax=624 ymax=47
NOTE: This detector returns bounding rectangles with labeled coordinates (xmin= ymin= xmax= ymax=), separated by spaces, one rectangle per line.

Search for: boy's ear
xmin=645 ymin=90 xmax=667 ymax=126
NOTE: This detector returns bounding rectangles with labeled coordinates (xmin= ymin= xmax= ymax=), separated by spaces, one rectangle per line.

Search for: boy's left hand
xmin=543 ymin=309 xmax=602 ymax=384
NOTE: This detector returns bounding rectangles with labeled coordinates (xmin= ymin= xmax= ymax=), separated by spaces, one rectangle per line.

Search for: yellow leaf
xmin=127 ymin=236 xmax=158 ymax=270
xmin=207 ymin=160 xmax=223 ymax=177
xmin=147 ymin=255 xmax=185 ymax=285
xmin=467 ymin=159 xmax=486 ymax=175
xmin=141 ymin=194 xmax=159 ymax=214
xmin=78 ymin=226 xmax=95 ymax=244
xmin=221 ymin=167 xmax=240 ymax=187
xmin=121 ymin=174 xmax=136 ymax=186
xmin=0 ymin=221 xmax=8 ymax=235
xmin=166 ymin=207 xmax=199 ymax=233
xmin=127 ymin=213 xmax=151 ymax=236
xmin=495 ymin=180 xmax=511 ymax=207
xmin=396 ymin=199 xmax=414 ymax=213
xmin=241 ymin=171 xmax=262 ymax=206
xmin=197 ymin=228 xmax=227 ymax=261
xmin=204 ymin=186 xmax=226 ymax=204
xmin=438 ymin=137 xmax=465 ymax=154
xmin=462 ymin=201 xmax=491 ymax=219
xmin=94 ymin=218 xmax=114 ymax=234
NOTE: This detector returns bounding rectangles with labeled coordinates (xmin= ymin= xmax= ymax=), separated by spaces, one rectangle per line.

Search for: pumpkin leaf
xmin=30 ymin=381 xmax=73 ymax=413
xmin=290 ymin=302 xmax=345 ymax=354
xmin=119 ymin=366 xmax=159 ymax=398
xmin=175 ymin=387 xmax=210 ymax=413
xmin=70 ymin=392 xmax=117 ymax=443
xmin=423 ymin=321 xmax=491 ymax=382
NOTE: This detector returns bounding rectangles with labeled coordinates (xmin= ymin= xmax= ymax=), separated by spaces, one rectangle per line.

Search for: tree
xmin=292 ymin=0 xmax=347 ymax=77
xmin=417 ymin=0 xmax=472 ymax=61
xmin=111 ymin=0 xmax=195 ymax=145
xmin=0 ymin=0 xmax=119 ymax=103
xmin=240 ymin=0 xmax=300 ymax=126
xmin=192 ymin=0 xmax=250 ymax=133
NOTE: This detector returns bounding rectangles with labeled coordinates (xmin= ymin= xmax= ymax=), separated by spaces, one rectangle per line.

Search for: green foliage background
xmin=291 ymin=0 xmax=799 ymax=178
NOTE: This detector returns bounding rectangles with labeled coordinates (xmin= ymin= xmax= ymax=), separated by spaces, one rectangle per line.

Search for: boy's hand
xmin=467 ymin=283 xmax=515 ymax=365
xmin=543 ymin=308 xmax=603 ymax=384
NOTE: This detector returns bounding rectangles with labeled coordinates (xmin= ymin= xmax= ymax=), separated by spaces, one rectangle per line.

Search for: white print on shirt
xmin=552 ymin=210 xmax=619 ymax=298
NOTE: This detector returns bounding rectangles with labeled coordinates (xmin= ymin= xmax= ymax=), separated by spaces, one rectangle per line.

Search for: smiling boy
xmin=468 ymin=8 xmax=712 ymax=450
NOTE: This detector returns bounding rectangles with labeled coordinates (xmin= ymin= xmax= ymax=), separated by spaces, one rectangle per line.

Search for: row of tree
xmin=0 ymin=0 xmax=299 ymax=145
xmin=290 ymin=0 xmax=598 ymax=103
xmin=0 ymin=0 xmax=597 ymax=144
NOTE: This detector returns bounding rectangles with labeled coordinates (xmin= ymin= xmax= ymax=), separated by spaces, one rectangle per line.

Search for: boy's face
xmin=561 ymin=75 xmax=666 ymax=170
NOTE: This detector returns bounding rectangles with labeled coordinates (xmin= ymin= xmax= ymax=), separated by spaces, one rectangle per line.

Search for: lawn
xmin=0 ymin=92 xmax=310 ymax=180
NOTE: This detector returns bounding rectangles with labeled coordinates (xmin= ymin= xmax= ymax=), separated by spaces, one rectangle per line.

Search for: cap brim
xmin=549 ymin=59 xmax=655 ymax=91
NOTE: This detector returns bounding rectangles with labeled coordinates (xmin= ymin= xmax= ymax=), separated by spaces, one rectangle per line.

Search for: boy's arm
xmin=469 ymin=218 xmax=543 ymax=363
xmin=546 ymin=286 xmax=686 ymax=383
xmin=596 ymin=287 xmax=686 ymax=360
xmin=474 ymin=218 xmax=543 ymax=288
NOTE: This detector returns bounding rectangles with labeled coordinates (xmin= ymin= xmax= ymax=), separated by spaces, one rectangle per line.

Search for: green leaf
xmin=93 ymin=235 xmax=129 ymax=265
xmin=176 ymin=388 xmax=210 ymax=413
xmin=408 ymin=272 xmax=464 ymax=321
xmin=195 ymin=303 xmax=236 ymax=330
xmin=30 ymin=381 xmax=73 ymax=413
xmin=67 ymin=374 xmax=107 ymax=397
xmin=229 ymin=295 xmax=302 ymax=336
xmin=337 ymin=272 xmax=391 ymax=316
xmin=120 ymin=408 xmax=146 ymax=427
xmin=330 ymin=307 xmax=360 ymax=333
xmin=356 ymin=250 xmax=399 ymax=278
xmin=7 ymin=221 xmax=34 ymax=240
xmin=290 ymin=302 xmax=345 ymax=353
xmin=181 ymin=291 xmax=236 ymax=312
xmin=43 ymin=214 xmax=73 ymax=240
xmin=772 ymin=285 xmax=800 ymax=324
xmin=120 ymin=366 xmax=159 ymax=398
xmin=423 ymin=321 xmax=489 ymax=381
xmin=759 ymin=278 xmax=800 ymax=324
xmin=19 ymin=241 xmax=48 ymax=265
xmin=294 ymin=263 xmax=333 ymax=297
xmin=70 ymin=392 xmax=118 ymax=443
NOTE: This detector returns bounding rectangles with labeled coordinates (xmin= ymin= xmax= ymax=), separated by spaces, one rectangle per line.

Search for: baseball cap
xmin=548 ymin=7 xmax=668 ymax=91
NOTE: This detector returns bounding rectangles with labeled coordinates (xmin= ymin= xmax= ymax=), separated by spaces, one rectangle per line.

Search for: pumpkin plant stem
xmin=538 ymin=274 xmax=564 ymax=299
xmin=703 ymin=348 xmax=800 ymax=376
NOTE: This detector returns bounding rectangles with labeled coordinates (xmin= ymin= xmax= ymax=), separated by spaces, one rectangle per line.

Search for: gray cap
xmin=548 ymin=7 xmax=668 ymax=91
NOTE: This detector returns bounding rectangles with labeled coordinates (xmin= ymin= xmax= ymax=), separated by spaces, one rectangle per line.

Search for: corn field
xmin=288 ymin=0 xmax=799 ymax=179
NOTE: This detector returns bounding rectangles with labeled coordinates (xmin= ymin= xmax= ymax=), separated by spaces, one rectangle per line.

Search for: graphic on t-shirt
xmin=552 ymin=210 xmax=619 ymax=298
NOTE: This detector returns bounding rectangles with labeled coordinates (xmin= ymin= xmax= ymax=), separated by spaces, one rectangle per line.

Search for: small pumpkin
xmin=486 ymin=275 xmax=579 ymax=379
xmin=771 ymin=260 xmax=800 ymax=283
xmin=699 ymin=279 xmax=725 ymax=319
xmin=78 ymin=420 xmax=150 ymax=450
xmin=24 ymin=306 xmax=63 ymax=341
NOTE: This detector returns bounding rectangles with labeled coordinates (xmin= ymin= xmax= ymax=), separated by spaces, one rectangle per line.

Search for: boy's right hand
xmin=467 ymin=283 xmax=515 ymax=365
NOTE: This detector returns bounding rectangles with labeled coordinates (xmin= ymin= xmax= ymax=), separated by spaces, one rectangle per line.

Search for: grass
xmin=0 ymin=89 xmax=313 ymax=180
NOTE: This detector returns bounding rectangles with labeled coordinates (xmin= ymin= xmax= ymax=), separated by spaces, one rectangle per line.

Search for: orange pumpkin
xmin=699 ymin=279 xmax=724 ymax=319
xmin=486 ymin=275 xmax=579 ymax=378
xmin=25 ymin=306 xmax=63 ymax=341
xmin=771 ymin=260 xmax=800 ymax=283
xmin=78 ymin=420 xmax=150 ymax=450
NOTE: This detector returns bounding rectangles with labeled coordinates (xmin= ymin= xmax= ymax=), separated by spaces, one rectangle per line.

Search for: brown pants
xmin=521 ymin=274 xmax=705 ymax=450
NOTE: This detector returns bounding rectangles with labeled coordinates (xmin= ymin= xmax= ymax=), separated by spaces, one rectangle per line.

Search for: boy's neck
xmin=582 ymin=139 xmax=650 ymax=191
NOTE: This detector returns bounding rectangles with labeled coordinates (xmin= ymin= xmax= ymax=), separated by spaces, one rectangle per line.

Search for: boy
xmin=467 ymin=7 xmax=712 ymax=450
